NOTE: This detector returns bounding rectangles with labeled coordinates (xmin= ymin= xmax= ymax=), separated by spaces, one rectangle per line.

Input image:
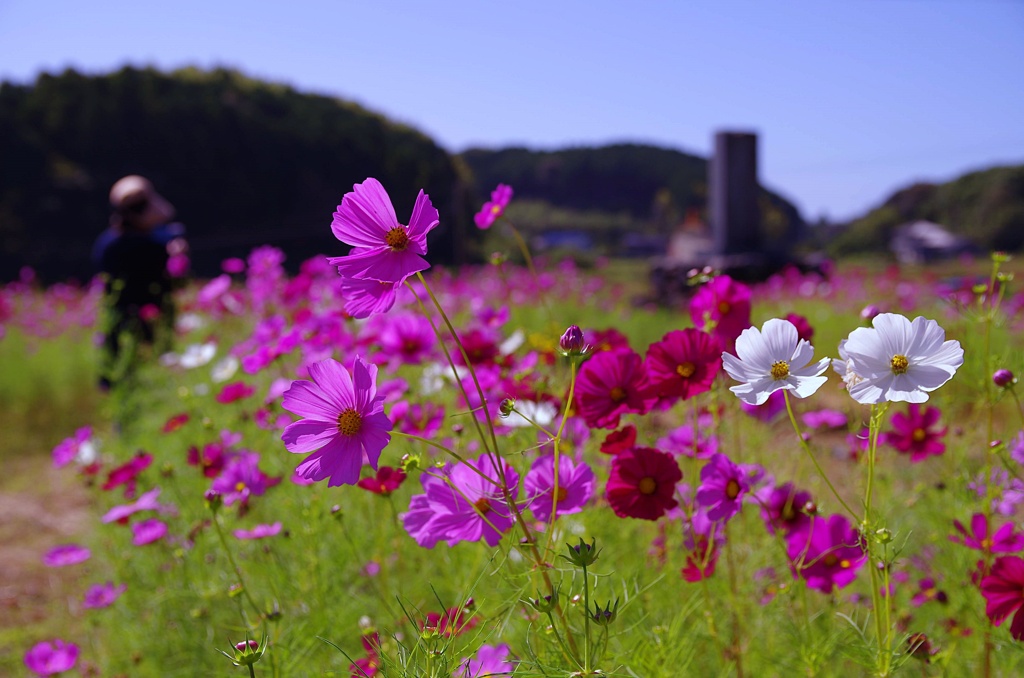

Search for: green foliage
xmin=831 ymin=166 xmax=1024 ymax=256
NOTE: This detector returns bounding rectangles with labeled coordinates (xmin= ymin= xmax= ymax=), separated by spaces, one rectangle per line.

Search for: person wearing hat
xmin=95 ymin=175 xmax=185 ymax=389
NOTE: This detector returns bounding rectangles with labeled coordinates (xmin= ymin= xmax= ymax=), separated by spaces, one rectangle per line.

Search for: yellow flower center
xmin=676 ymin=362 xmax=696 ymax=378
xmin=890 ymin=354 xmax=909 ymax=375
xmin=912 ymin=428 xmax=927 ymax=443
xmin=770 ymin=360 xmax=790 ymax=380
xmin=725 ymin=479 xmax=741 ymax=500
xmin=638 ymin=477 xmax=657 ymax=495
xmin=473 ymin=497 xmax=492 ymax=515
xmin=490 ymin=204 xmax=502 ymax=215
xmin=337 ymin=408 xmax=363 ymax=436
xmin=385 ymin=227 xmax=410 ymax=251
xmin=235 ymin=481 xmax=246 ymax=492
xmin=609 ymin=386 xmax=627 ymax=403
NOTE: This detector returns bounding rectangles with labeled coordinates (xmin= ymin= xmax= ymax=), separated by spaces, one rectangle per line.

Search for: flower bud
xmin=860 ymin=304 xmax=881 ymax=321
xmin=563 ymin=538 xmax=600 ymax=568
xmin=559 ymin=325 xmax=590 ymax=357
xmin=531 ymin=590 xmax=559 ymax=614
xmin=235 ymin=640 xmax=258 ymax=653
xmin=592 ymin=599 xmax=619 ymax=626
xmin=498 ymin=398 xmax=516 ymax=418
xmin=203 ymin=490 xmax=222 ymax=513
xmin=874 ymin=528 xmax=892 ymax=545
xmin=993 ymin=369 xmax=1015 ymax=388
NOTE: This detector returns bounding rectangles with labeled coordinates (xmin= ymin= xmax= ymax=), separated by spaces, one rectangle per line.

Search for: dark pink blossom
xmin=756 ymin=482 xmax=814 ymax=538
xmin=950 ymin=513 xmax=1024 ymax=553
xmin=643 ymin=328 xmax=721 ymax=404
xmin=210 ymin=451 xmax=278 ymax=505
xmin=83 ymin=582 xmax=126 ymax=609
xmin=575 ymin=348 xmax=656 ymax=429
xmin=689 ymin=275 xmax=752 ymax=353
xmin=884 ymin=404 xmax=946 ymax=462
xmin=43 ymin=544 xmax=91 ymax=567
xmin=281 ymin=357 xmax=393 ymax=487
xmin=695 ymin=453 xmax=750 ymax=523
xmin=606 ymin=447 xmax=682 ymax=521
xmin=474 ymin=184 xmax=514 ymax=230
xmin=788 ymin=514 xmax=866 ymax=594
xmin=356 ymin=467 xmax=407 ymax=496
xmin=981 ymin=556 xmax=1024 ymax=640
xmin=216 ymin=381 xmax=255 ymax=404
xmin=102 ymin=452 xmax=152 ymax=497
xmin=24 ymin=639 xmax=78 ymax=676
xmin=523 ymin=454 xmax=595 ymax=522
xmin=131 ymin=518 xmax=168 ymax=545
xmin=328 ymin=178 xmax=439 ymax=284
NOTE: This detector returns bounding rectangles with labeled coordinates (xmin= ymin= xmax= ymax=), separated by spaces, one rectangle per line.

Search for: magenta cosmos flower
xmin=524 ymin=454 xmax=596 ymax=522
xmin=234 ymin=522 xmax=283 ymax=540
xmin=949 ymin=513 xmax=1024 ymax=554
xmin=328 ymin=178 xmax=439 ymax=283
xmin=281 ymin=357 xmax=393 ymax=487
xmin=474 ymin=184 xmax=514 ymax=230
xmin=606 ymin=447 xmax=682 ymax=521
xmin=981 ymin=556 xmax=1024 ymax=640
xmin=52 ymin=426 xmax=93 ymax=468
xmin=24 ymin=639 xmax=78 ymax=677
xmin=402 ymin=456 xmax=520 ymax=547
xmin=884 ymin=404 xmax=946 ymax=462
xmin=643 ymin=328 xmax=721 ymax=403
xmin=83 ymin=582 xmax=126 ymax=609
xmin=788 ymin=514 xmax=866 ymax=594
xmin=689 ymin=275 xmax=752 ymax=353
xmin=456 ymin=643 xmax=516 ymax=677
xmin=131 ymin=518 xmax=168 ymax=546
xmin=695 ymin=453 xmax=750 ymax=523
xmin=575 ymin=348 xmax=656 ymax=429
xmin=43 ymin=544 xmax=91 ymax=567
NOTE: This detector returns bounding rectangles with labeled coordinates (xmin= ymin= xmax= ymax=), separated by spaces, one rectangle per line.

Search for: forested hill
xmin=459 ymin=145 xmax=806 ymax=247
xmin=829 ymin=165 xmax=1024 ymax=255
xmin=0 ymin=66 xmax=469 ymax=282
xmin=0 ymin=67 xmax=807 ymax=282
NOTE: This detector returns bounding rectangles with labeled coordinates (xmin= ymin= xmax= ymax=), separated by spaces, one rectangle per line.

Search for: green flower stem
xmin=724 ymin=525 xmax=745 ymax=678
xmin=582 ymin=561 xmax=592 ymax=673
xmin=864 ymin=404 xmax=892 ymax=677
xmin=211 ymin=512 xmax=263 ymax=621
xmin=783 ymin=391 xmax=859 ymax=521
xmin=503 ymin=218 xmax=538 ymax=280
xmin=544 ymin=359 xmax=578 ymax=558
xmin=248 ymin=664 xmax=257 ymax=678
xmin=392 ymin=431 xmax=500 ymax=486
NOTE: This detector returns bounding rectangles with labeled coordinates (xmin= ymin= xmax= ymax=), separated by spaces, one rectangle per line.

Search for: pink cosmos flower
xmin=281 ymin=357 xmax=393 ymax=487
xmin=689 ymin=275 xmax=752 ymax=353
xmin=234 ymin=522 xmax=283 ymax=540
xmin=801 ymin=409 xmax=847 ymax=430
xmin=52 ymin=426 xmax=93 ymax=468
xmin=910 ymin=578 xmax=948 ymax=607
xmin=606 ymin=447 xmax=682 ymax=521
xmin=657 ymin=419 xmax=717 ymax=459
xmin=403 ymin=456 xmax=520 ymax=547
xmin=788 ymin=514 xmax=866 ymax=594
xmin=474 ymin=184 xmax=514 ymax=230
xmin=575 ymin=348 xmax=656 ymax=429
xmin=390 ymin=401 xmax=445 ymax=438
xmin=24 ymin=639 xmax=78 ymax=676
xmin=131 ymin=518 xmax=168 ymax=545
xmin=949 ymin=513 xmax=1024 ymax=553
xmin=981 ymin=556 xmax=1024 ymax=640
xmin=43 ymin=544 xmax=91 ymax=567
xmin=102 ymin=487 xmax=162 ymax=524
xmin=328 ymin=178 xmax=439 ymax=283
xmin=643 ymin=328 xmax=722 ymax=404
xmin=756 ymin=482 xmax=814 ymax=538
xmin=523 ymin=454 xmax=595 ymax=522
xmin=456 ymin=643 xmax=515 ymax=677
xmin=339 ymin=277 xmax=400 ymax=319
xmin=210 ymin=451 xmax=279 ymax=506
xmin=784 ymin=313 xmax=814 ymax=342
xmin=695 ymin=453 xmax=750 ymax=523
xmin=884 ymin=404 xmax=947 ymax=462
xmin=102 ymin=452 xmax=152 ymax=497
xmin=83 ymin=582 xmax=126 ymax=609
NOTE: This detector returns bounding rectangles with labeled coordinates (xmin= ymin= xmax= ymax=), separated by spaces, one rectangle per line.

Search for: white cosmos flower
xmin=839 ymin=313 xmax=963 ymax=404
xmin=722 ymin=318 xmax=830 ymax=405
xmin=179 ymin=342 xmax=217 ymax=369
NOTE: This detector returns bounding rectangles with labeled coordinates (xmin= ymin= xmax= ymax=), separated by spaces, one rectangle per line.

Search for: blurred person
xmin=94 ymin=175 xmax=186 ymax=389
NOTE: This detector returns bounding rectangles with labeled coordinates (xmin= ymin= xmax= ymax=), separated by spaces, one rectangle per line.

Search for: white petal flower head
xmin=840 ymin=313 xmax=964 ymax=404
xmin=722 ymin=318 xmax=831 ymax=405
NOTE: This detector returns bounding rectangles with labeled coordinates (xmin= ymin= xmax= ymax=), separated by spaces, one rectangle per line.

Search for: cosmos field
xmin=3 ymin=181 xmax=1024 ymax=677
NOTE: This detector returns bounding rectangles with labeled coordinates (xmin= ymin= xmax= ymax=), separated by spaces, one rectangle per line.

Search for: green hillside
xmin=829 ymin=165 xmax=1024 ymax=255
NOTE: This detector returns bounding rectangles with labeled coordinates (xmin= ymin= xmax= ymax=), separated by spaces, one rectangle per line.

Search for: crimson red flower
xmin=884 ymin=404 xmax=947 ymax=462
xmin=643 ymin=328 xmax=721 ymax=403
xmin=981 ymin=556 xmax=1024 ymax=640
xmin=356 ymin=467 xmax=407 ymax=496
xmin=600 ymin=425 xmax=637 ymax=455
xmin=784 ymin=313 xmax=814 ymax=343
xmin=162 ymin=412 xmax=190 ymax=433
xmin=575 ymin=349 xmax=656 ymax=429
xmin=606 ymin=447 xmax=682 ymax=521
xmin=216 ymin=381 xmax=255 ymax=404
xmin=102 ymin=452 xmax=153 ymax=497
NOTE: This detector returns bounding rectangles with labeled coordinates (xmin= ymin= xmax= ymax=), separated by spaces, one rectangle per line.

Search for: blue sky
xmin=2 ymin=0 xmax=1021 ymax=221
